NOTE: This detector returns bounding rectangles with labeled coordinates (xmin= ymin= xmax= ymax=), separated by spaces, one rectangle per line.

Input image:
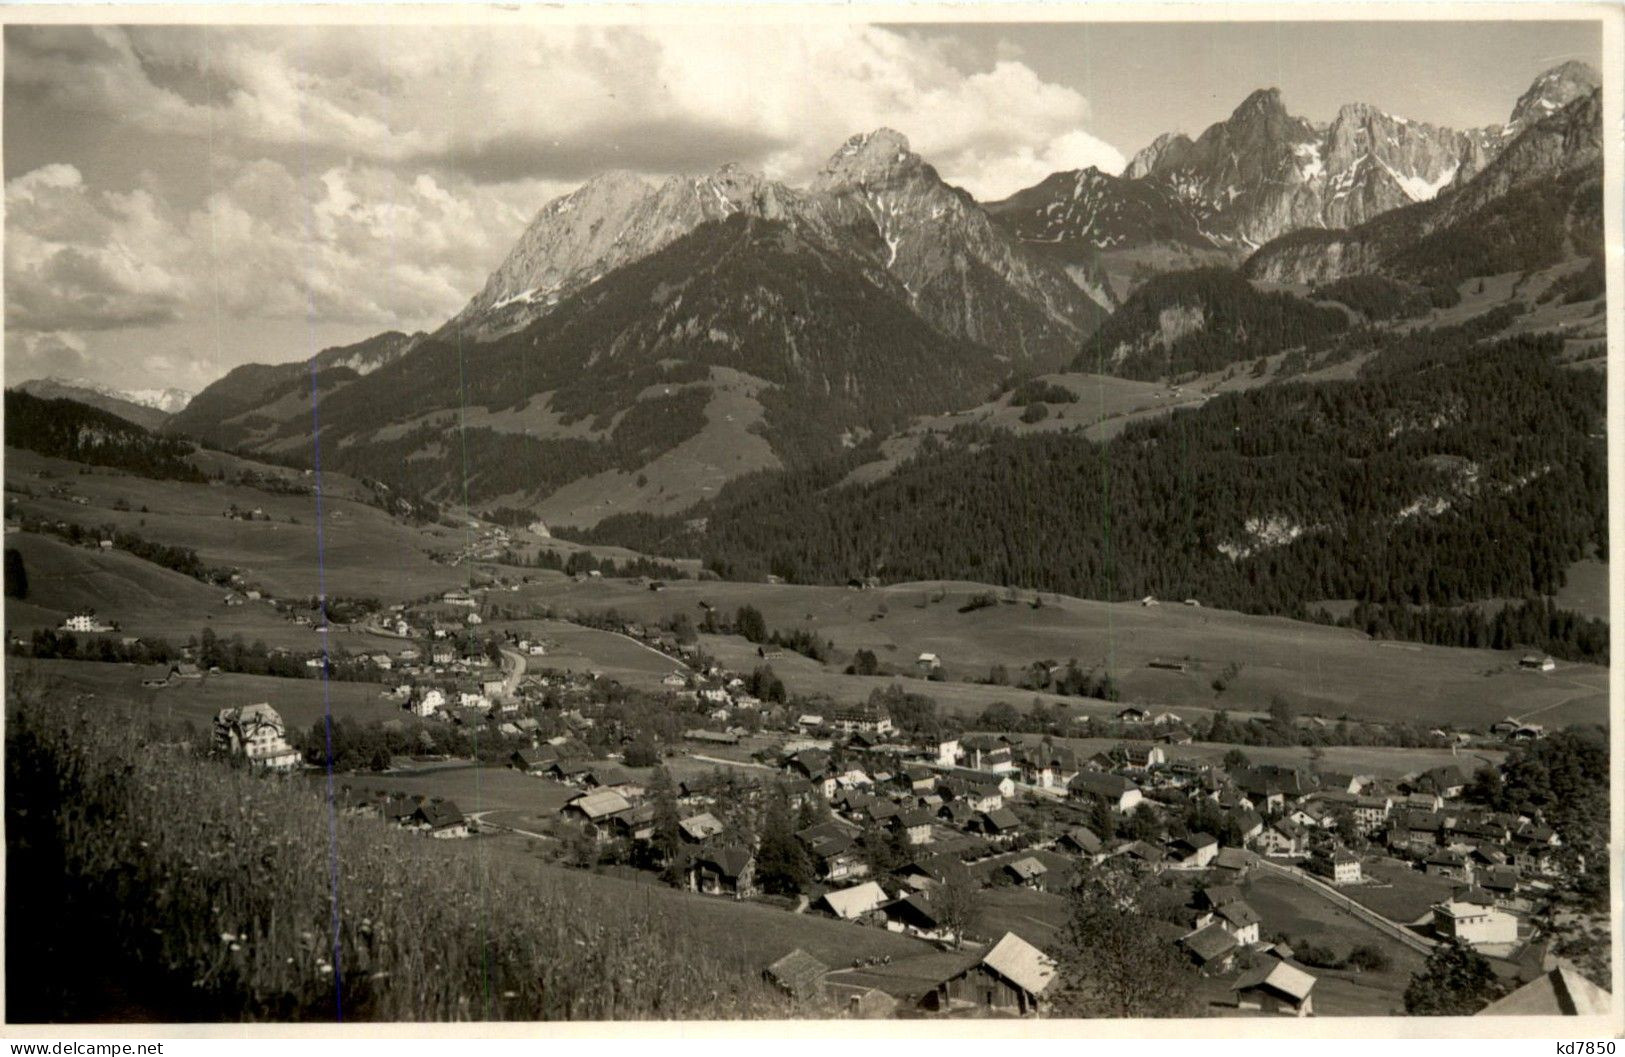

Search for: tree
xmin=1052 ymin=860 xmax=1200 ymax=1018
xmin=935 ymin=873 xmax=982 ymax=949
xmin=647 ymin=767 xmax=683 ymax=878
xmin=4 ymin=548 xmax=27 ymax=599
xmin=851 ymin=649 xmax=880 ymax=676
xmin=1222 ymin=747 xmax=1251 ymax=771
xmin=735 ymin=605 xmax=768 ymax=644
xmin=1404 ymin=939 xmax=1504 ymax=1015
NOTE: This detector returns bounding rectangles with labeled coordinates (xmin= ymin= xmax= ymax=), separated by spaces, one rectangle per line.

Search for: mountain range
xmin=13 ymin=377 xmax=195 ymax=430
xmin=987 ymin=60 xmax=1599 ymax=294
xmin=106 ymin=61 xmax=1605 ymax=527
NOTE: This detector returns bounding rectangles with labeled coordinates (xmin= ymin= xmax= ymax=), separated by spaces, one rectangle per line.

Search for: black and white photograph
xmin=0 ymin=4 xmax=1618 ymax=1032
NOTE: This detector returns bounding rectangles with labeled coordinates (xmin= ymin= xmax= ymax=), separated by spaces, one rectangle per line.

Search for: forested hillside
xmin=1076 ymin=268 xmax=1351 ymax=379
xmin=4 ymin=390 xmax=206 ymax=482
xmin=577 ymin=321 xmax=1607 ymax=660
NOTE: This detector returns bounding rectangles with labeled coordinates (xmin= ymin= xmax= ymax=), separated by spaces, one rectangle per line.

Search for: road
xmin=496 ymin=646 xmax=528 ymax=699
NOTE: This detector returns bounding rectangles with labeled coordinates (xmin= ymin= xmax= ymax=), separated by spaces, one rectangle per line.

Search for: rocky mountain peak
xmin=1124 ymin=131 xmax=1195 ymax=179
xmin=1508 ymin=60 xmax=1601 ymax=132
xmin=815 ymin=128 xmax=918 ymax=187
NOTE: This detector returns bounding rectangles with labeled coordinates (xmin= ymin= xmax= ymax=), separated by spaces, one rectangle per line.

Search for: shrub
xmin=1019 ymin=403 xmax=1050 ymax=424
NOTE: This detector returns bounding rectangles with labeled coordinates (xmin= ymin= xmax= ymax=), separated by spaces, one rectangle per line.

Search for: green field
xmin=1015 ymin=735 xmax=1506 ymax=783
xmin=1239 ymin=872 xmax=1426 ymax=1016
xmin=1349 ymin=859 xmax=1463 ymax=924
xmin=489 ymin=617 xmax=685 ymax=689
xmin=320 ymin=763 xmax=580 ymax=822
xmin=519 ymin=575 xmax=1609 ymax=730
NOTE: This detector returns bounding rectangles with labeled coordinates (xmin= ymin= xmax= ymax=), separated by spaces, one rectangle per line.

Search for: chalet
xmin=1213 ymin=900 xmax=1262 ymax=945
xmin=1432 ymin=887 xmax=1517 ymax=947
xmin=610 ymin=803 xmax=657 ymax=844
xmin=678 ymin=812 xmax=726 ymax=843
xmin=1232 ymin=958 xmax=1316 ymax=1017
xmin=972 ymin=807 xmax=1022 ymax=841
xmin=915 ymin=652 xmax=942 ymax=675
xmin=1115 ymin=840 xmax=1166 ymax=871
xmin=563 ymin=789 xmax=632 ymax=830
xmin=924 ymin=933 xmax=1055 ymax=1017
xmin=213 ymin=703 xmax=301 ymax=772
xmin=510 ymin=746 xmax=557 ymax=774
xmin=881 ymin=891 xmax=953 ymax=942
xmin=1180 ymin=923 xmax=1239 ymax=973
xmin=1425 ymin=849 xmax=1474 ymax=882
xmin=1230 ymin=809 xmax=1265 ymax=844
xmin=1057 ymin=827 xmax=1103 ymax=859
xmin=1068 ymin=772 xmax=1142 ymax=813
xmin=892 ymin=810 xmax=936 ymax=846
xmin=171 ymin=662 xmax=204 ymax=680
xmin=815 ymin=880 xmax=889 ymax=921
xmin=1518 ymin=653 xmax=1556 ymax=672
xmin=798 ymin=823 xmax=869 ymax=883
xmin=1410 ymin=765 xmax=1468 ymax=800
xmin=1116 ymin=707 xmax=1150 ymax=723
xmin=765 ymin=949 xmax=829 ymax=1002
xmin=409 ymin=799 xmax=469 ymax=839
xmin=1002 ymin=856 xmax=1048 ymax=889
xmin=686 ymin=847 xmax=756 ymax=899
xmin=1168 ymin=832 xmax=1219 ymax=869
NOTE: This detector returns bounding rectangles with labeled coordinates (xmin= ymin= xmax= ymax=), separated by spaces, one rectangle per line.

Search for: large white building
xmin=1432 ymin=889 xmax=1518 ymax=947
xmin=213 ymin=703 xmax=301 ymax=772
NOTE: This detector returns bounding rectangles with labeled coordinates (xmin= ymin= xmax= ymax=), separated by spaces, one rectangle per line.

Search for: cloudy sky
xmin=3 ymin=18 xmax=1601 ymax=395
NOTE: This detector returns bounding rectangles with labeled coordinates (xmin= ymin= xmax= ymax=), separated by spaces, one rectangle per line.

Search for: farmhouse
xmin=765 ymin=949 xmax=829 ymax=1002
xmin=409 ymin=799 xmax=469 ymax=839
xmin=924 ymin=932 xmax=1055 ymax=1016
xmin=1180 ymin=923 xmax=1239 ymax=973
xmin=1232 ymin=958 xmax=1317 ymax=1016
xmin=815 ymin=880 xmax=889 ymax=921
xmin=1068 ymin=771 xmax=1142 ymax=813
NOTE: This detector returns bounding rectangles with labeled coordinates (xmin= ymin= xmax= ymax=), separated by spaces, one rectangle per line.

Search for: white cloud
xmin=10 ymin=24 xmax=1115 ymax=198
xmin=4 ymin=24 xmax=1123 ymax=389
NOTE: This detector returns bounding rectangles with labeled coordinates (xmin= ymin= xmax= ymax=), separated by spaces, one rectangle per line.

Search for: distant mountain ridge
xmin=12 ymin=377 xmax=193 ymax=430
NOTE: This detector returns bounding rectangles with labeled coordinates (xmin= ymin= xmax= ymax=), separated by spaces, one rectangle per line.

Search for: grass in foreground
xmin=5 ymin=677 xmax=789 ymax=1022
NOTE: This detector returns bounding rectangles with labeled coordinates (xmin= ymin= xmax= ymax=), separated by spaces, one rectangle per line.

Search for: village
xmin=186 ymin=581 xmax=1600 ymax=1020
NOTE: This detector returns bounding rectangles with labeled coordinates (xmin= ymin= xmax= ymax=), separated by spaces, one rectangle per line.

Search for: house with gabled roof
xmin=686 ymin=846 xmax=756 ymax=899
xmin=1180 ymin=923 xmax=1239 ymax=973
xmin=1233 ymin=957 xmax=1316 ymax=1016
xmin=925 ymin=932 xmax=1055 ymax=1016
xmin=765 ymin=949 xmax=829 ymax=1002
xmin=1477 ymin=965 xmax=1611 ymax=1016
xmin=814 ymin=880 xmax=889 ymax=921
xmin=1068 ymin=771 xmax=1142 ymax=813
